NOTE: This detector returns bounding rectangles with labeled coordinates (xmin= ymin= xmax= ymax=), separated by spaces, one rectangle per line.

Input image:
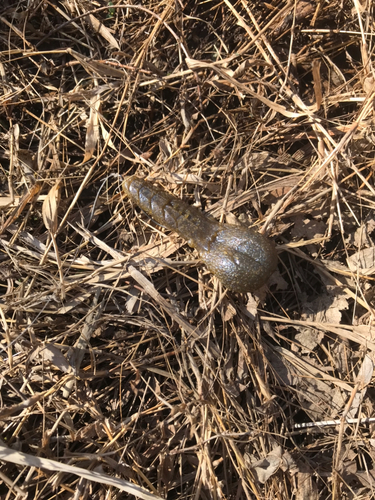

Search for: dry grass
xmin=1 ymin=0 xmax=375 ymax=499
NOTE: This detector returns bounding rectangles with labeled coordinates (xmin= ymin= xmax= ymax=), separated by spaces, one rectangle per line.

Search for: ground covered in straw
xmin=1 ymin=1 xmax=375 ymax=499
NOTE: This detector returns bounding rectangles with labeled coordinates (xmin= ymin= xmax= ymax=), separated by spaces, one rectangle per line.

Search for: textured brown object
xmin=123 ymin=176 xmax=277 ymax=292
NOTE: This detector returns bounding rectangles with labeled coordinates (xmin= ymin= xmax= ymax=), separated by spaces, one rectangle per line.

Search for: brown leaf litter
xmin=0 ymin=1 xmax=375 ymax=499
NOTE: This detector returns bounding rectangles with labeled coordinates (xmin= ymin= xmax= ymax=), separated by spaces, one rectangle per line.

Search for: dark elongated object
xmin=123 ymin=176 xmax=277 ymax=292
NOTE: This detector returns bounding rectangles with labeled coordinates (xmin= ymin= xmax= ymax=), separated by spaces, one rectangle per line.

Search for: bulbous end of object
xmin=200 ymin=225 xmax=278 ymax=293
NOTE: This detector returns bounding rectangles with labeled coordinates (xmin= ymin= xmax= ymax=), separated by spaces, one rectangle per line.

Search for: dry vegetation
xmin=1 ymin=0 xmax=375 ymax=499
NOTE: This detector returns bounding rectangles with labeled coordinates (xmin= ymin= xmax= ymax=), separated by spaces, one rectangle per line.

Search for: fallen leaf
xmin=83 ymin=95 xmax=101 ymax=163
xmin=348 ymin=247 xmax=375 ymax=275
xmin=29 ymin=343 xmax=70 ymax=373
xmin=301 ymin=290 xmax=349 ymax=325
xmin=42 ymin=182 xmax=61 ymax=234
xmin=250 ymin=446 xmax=283 ymax=483
xmin=87 ymin=14 xmax=120 ymax=50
